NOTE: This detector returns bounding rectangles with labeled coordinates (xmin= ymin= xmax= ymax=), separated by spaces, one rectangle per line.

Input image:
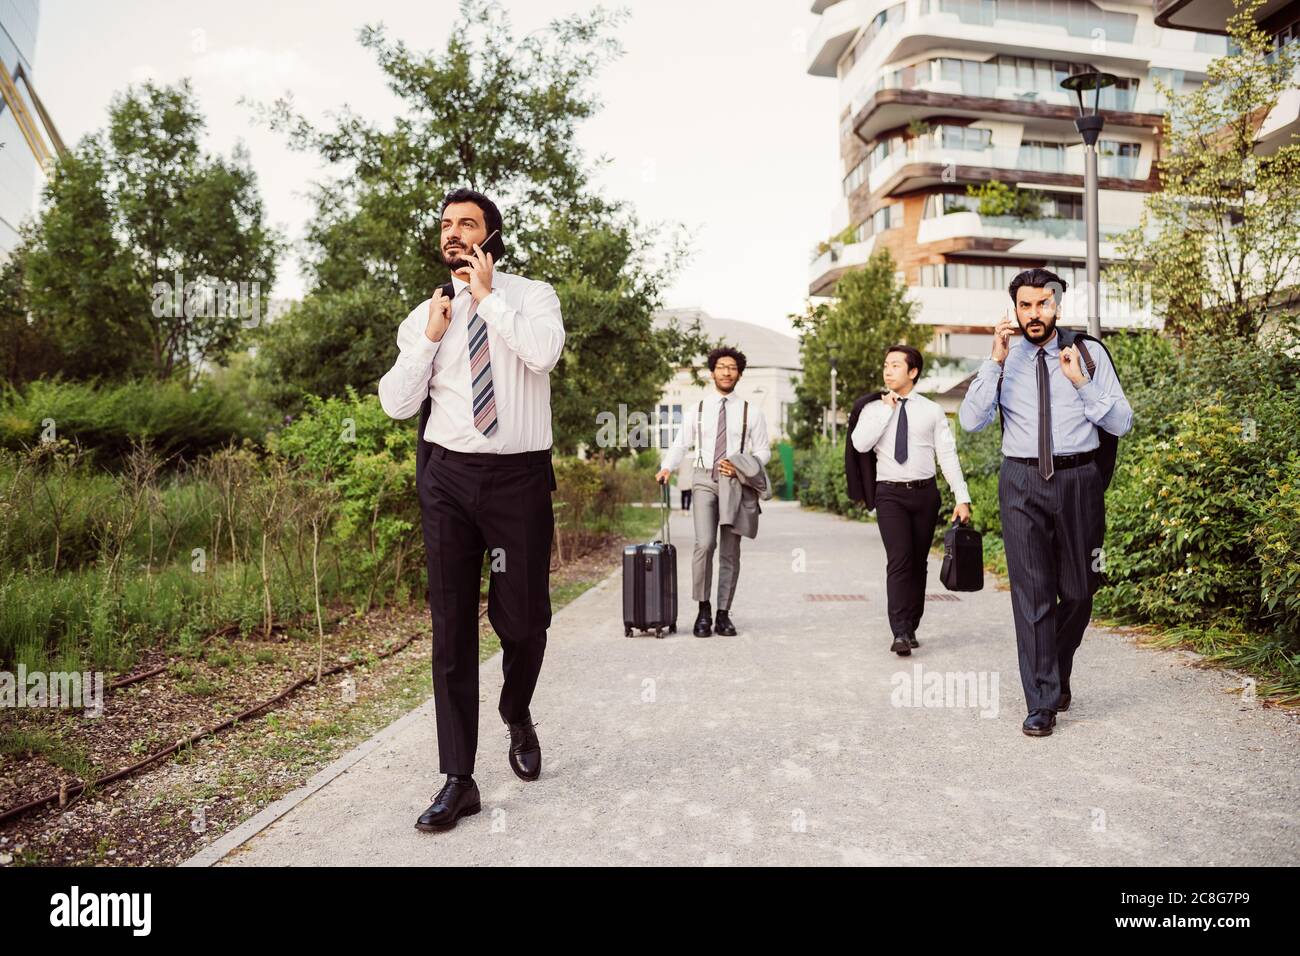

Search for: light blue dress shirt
xmin=958 ymin=330 xmax=1133 ymax=456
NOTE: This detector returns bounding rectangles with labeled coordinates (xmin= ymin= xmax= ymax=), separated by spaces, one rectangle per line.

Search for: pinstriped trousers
xmin=998 ymin=458 xmax=1105 ymax=713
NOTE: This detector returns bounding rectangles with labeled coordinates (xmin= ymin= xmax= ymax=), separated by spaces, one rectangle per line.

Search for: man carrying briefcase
xmin=849 ymin=345 xmax=972 ymax=656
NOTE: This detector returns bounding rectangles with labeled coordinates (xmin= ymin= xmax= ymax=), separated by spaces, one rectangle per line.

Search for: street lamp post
xmin=827 ymin=343 xmax=840 ymax=446
xmin=1060 ymin=70 xmax=1117 ymax=341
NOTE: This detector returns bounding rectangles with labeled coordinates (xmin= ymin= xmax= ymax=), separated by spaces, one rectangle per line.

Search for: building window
xmin=1098 ymin=140 xmax=1140 ymax=178
xmin=936 ymin=0 xmax=1137 ymax=44
xmin=937 ymin=124 xmax=992 ymax=152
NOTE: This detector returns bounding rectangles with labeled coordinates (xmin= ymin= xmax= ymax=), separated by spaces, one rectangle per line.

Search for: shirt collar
xmin=1017 ymin=329 xmax=1061 ymax=354
xmin=450 ymin=273 xmax=470 ymax=297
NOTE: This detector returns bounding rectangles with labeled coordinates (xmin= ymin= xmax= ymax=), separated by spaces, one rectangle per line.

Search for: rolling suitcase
xmin=940 ymin=519 xmax=984 ymax=592
xmin=622 ymin=483 xmax=678 ymax=637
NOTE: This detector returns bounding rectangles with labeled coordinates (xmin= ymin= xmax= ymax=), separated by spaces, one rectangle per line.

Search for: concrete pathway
xmin=188 ymin=501 xmax=1299 ymax=866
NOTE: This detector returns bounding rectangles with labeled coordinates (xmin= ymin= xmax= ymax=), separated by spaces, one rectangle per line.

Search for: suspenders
xmin=693 ymin=398 xmax=748 ymax=469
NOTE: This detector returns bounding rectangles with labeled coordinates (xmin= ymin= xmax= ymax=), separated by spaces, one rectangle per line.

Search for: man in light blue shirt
xmin=960 ymin=268 xmax=1132 ymax=737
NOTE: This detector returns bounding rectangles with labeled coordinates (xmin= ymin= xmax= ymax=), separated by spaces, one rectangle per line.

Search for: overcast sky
xmin=30 ymin=0 xmax=842 ymax=336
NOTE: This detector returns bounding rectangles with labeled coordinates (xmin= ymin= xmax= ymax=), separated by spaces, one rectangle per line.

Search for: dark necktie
xmin=711 ymin=398 xmax=728 ymax=481
xmin=894 ymin=397 xmax=909 ymax=464
xmin=1036 ymin=348 xmax=1054 ymax=480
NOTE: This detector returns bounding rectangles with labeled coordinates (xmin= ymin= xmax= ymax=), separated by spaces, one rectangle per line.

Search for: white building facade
xmin=806 ymin=0 xmax=1226 ymax=356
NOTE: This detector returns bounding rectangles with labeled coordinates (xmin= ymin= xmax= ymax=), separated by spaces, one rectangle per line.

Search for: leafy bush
xmin=0 ymin=377 xmax=265 ymax=465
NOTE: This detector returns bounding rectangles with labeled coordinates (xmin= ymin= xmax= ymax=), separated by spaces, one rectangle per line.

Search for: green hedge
xmin=0 ymin=378 xmax=266 ymax=465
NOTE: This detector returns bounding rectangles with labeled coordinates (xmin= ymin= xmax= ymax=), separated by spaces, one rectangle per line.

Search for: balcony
xmin=807 ymin=0 xmax=872 ymax=77
xmin=866 ymin=142 xmax=1145 ymax=195
xmin=916 ymin=210 xmax=1132 ymax=257
xmin=808 ymin=237 xmax=878 ymax=295
xmin=849 ymin=81 xmax=1172 ymax=143
xmin=1155 ymin=0 xmax=1291 ymax=34
xmin=835 ymin=4 xmax=1215 ymax=103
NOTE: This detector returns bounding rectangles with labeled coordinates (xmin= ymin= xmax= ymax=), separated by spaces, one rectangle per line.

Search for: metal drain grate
xmin=925 ymin=593 xmax=961 ymax=602
xmin=803 ymin=594 xmax=867 ymax=602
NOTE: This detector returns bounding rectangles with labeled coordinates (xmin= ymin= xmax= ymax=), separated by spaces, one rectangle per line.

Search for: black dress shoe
xmin=1021 ymin=710 xmax=1057 ymax=737
xmin=714 ymin=610 xmax=737 ymax=636
xmin=890 ymin=635 xmax=911 ymax=656
xmin=506 ymin=715 xmax=541 ymax=781
xmin=907 ymin=631 xmax=920 ymax=648
xmin=1058 ymin=691 xmax=1072 ymax=711
xmin=693 ymin=607 xmax=713 ymax=637
xmin=415 ymin=776 xmax=481 ymax=832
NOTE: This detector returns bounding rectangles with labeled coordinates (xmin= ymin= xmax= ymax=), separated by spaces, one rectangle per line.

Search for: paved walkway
xmin=188 ymin=501 xmax=1299 ymax=866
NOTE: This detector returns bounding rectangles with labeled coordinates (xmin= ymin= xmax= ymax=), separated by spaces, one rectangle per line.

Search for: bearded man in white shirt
xmin=851 ymin=345 xmax=971 ymax=656
xmin=378 ymin=188 xmax=565 ymax=833
xmin=655 ymin=347 xmax=771 ymax=637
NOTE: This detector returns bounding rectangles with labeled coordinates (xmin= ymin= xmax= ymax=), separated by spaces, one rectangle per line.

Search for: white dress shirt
xmin=851 ymin=390 xmax=970 ymax=503
xmin=377 ymin=270 xmax=565 ymax=453
xmin=660 ymin=389 xmax=772 ymax=473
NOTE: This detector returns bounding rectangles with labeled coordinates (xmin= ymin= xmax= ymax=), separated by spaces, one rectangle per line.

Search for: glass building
xmin=1 ymin=0 xmax=42 ymax=255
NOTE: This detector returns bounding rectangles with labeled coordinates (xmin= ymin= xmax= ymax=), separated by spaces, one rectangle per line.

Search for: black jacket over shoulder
xmin=844 ymin=391 xmax=884 ymax=510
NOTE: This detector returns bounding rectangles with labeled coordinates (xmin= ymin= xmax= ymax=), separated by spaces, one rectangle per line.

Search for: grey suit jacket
xmin=718 ymin=453 xmax=772 ymax=539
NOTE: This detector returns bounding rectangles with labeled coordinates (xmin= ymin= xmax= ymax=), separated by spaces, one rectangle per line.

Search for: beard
xmin=715 ymin=379 xmax=737 ymax=394
xmin=442 ymin=245 xmax=471 ymax=271
xmin=1018 ymin=314 xmax=1057 ymax=345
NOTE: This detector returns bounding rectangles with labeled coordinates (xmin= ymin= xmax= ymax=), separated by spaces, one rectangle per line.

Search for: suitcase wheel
xmin=668 ymin=624 xmax=676 ymax=634
xmin=624 ymin=626 xmax=633 ymax=637
xmin=654 ymin=627 xmax=662 ymax=638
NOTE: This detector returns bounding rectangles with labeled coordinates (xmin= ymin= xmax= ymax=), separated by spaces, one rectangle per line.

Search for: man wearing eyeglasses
xmin=656 ymin=347 xmax=771 ymax=637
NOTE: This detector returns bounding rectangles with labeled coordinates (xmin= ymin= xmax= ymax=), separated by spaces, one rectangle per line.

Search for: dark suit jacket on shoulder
xmin=845 ymin=391 xmax=884 ymax=510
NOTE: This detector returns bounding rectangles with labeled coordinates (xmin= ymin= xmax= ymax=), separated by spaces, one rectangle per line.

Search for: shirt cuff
xmin=978 ymin=358 xmax=1003 ymax=380
xmin=475 ymin=289 xmax=506 ymax=320
xmin=1074 ymin=378 xmax=1100 ymax=402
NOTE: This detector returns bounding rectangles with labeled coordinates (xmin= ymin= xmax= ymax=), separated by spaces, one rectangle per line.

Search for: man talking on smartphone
xmin=959 ymin=269 xmax=1131 ymax=737
xmin=378 ymin=188 xmax=565 ymax=830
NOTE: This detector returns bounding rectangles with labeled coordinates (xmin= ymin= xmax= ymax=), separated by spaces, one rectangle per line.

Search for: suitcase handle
xmin=660 ymin=481 xmax=671 ymax=546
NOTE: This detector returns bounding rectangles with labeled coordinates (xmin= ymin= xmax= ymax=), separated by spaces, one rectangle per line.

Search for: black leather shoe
xmin=714 ymin=610 xmax=737 ymax=636
xmin=506 ymin=715 xmax=541 ymax=781
xmin=415 ymin=776 xmax=481 ymax=832
xmin=907 ymin=631 xmax=920 ymax=648
xmin=1058 ymin=691 xmax=1072 ymax=711
xmin=890 ymin=635 xmax=911 ymax=656
xmin=693 ymin=605 xmax=713 ymax=637
xmin=1022 ymin=710 xmax=1057 ymax=737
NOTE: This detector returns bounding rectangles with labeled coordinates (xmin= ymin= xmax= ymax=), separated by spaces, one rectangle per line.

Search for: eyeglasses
xmin=714 ymin=364 xmax=739 ymax=372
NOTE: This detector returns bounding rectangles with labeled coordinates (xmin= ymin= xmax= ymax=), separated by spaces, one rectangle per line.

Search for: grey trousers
xmin=690 ymin=468 xmax=742 ymax=610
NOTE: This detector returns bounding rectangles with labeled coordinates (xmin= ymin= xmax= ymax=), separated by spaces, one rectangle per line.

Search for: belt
xmin=1005 ymin=450 xmax=1096 ymax=470
xmin=430 ymin=441 xmax=552 ymax=466
xmin=876 ymin=476 xmax=936 ymax=489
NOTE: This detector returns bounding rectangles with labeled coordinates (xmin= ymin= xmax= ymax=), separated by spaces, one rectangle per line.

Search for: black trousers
xmin=680 ymin=489 xmax=692 ymax=512
xmin=875 ymin=480 xmax=942 ymax=640
xmin=418 ymin=442 xmax=555 ymax=775
xmin=998 ymin=457 xmax=1105 ymax=713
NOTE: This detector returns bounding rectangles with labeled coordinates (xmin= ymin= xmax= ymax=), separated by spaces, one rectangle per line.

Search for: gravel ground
xmin=193 ymin=501 xmax=1300 ymax=867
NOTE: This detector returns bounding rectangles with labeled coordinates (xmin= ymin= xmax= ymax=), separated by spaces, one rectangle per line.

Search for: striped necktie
xmin=465 ymin=290 xmax=498 ymax=438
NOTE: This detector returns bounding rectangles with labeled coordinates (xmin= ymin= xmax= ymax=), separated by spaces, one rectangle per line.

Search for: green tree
xmin=788 ymin=248 xmax=924 ymax=448
xmin=12 ymin=79 xmax=283 ymax=383
xmin=251 ymin=0 xmax=707 ymax=451
xmin=1115 ymin=0 xmax=1300 ymax=342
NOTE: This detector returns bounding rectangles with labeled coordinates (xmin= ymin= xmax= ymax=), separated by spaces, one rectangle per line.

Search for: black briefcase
xmin=940 ymin=520 xmax=984 ymax=592
xmin=622 ymin=483 xmax=678 ymax=637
